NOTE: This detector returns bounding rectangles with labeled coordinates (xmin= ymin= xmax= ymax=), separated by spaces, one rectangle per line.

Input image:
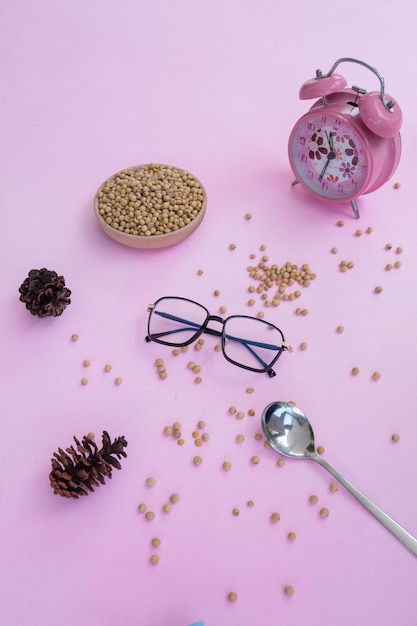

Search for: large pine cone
xmin=49 ymin=431 xmax=128 ymax=499
xmin=19 ymin=268 xmax=71 ymax=317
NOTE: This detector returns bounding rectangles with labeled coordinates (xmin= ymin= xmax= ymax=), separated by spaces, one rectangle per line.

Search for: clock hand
xmin=318 ymin=158 xmax=331 ymax=182
xmin=327 ymin=130 xmax=333 ymax=150
xmin=318 ymin=131 xmax=336 ymax=181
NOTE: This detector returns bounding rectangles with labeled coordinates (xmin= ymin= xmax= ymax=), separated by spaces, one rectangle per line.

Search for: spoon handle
xmin=313 ymin=454 xmax=417 ymax=557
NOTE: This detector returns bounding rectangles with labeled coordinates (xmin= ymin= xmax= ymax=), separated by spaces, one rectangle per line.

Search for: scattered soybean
xmin=284 ymin=585 xmax=295 ymax=597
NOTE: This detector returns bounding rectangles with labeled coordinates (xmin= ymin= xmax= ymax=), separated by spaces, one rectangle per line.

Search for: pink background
xmin=1 ymin=2 xmax=417 ymax=625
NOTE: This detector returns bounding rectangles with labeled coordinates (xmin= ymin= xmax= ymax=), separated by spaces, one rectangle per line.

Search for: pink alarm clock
xmin=288 ymin=57 xmax=402 ymax=218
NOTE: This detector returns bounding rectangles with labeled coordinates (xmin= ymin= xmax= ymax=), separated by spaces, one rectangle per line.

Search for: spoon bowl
xmin=261 ymin=400 xmax=417 ymax=557
xmin=262 ymin=401 xmax=316 ymax=459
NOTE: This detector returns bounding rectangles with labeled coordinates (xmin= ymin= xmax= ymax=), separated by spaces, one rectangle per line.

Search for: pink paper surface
xmin=1 ymin=2 xmax=417 ymax=625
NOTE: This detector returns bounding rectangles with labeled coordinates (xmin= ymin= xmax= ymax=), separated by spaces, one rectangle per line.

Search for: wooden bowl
xmin=94 ymin=164 xmax=207 ymax=249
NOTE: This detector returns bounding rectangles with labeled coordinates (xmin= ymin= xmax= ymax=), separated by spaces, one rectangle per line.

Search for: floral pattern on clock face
xmin=291 ymin=114 xmax=368 ymax=200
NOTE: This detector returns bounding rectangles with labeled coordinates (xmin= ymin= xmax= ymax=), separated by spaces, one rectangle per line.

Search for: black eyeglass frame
xmin=145 ymin=296 xmax=292 ymax=378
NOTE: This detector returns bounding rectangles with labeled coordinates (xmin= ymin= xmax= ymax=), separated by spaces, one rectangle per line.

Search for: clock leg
xmin=291 ymin=179 xmax=299 ymax=187
xmin=350 ymin=199 xmax=360 ymax=219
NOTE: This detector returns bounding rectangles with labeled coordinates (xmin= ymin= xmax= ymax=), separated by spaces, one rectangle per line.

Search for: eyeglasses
xmin=145 ymin=296 xmax=292 ymax=377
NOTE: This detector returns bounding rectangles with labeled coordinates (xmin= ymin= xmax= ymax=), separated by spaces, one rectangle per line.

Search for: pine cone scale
xmin=106 ymin=457 xmax=122 ymax=469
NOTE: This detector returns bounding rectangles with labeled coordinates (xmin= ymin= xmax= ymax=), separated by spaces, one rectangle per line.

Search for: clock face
xmin=289 ymin=113 xmax=368 ymax=200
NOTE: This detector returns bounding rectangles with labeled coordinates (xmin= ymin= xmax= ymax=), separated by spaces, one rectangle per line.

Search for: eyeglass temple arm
xmin=146 ymin=323 xmax=283 ymax=353
xmin=147 ymin=324 xmax=275 ymax=374
xmin=230 ymin=335 xmax=276 ymax=376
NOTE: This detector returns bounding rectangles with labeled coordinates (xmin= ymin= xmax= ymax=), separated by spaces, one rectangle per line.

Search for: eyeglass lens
xmin=223 ymin=316 xmax=283 ymax=371
xmin=149 ymin=297 xmax=208 ymax=344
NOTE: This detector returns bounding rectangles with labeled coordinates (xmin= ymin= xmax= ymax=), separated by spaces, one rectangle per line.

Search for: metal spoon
xmin=261 ymin=401 xmax=417 ymax=557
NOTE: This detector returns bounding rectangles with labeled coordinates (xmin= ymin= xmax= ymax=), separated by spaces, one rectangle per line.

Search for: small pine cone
xmin=49 ymin=431 xmax=128 ymax=499
xmin=19 ymin=268 xmax=71 ymax=317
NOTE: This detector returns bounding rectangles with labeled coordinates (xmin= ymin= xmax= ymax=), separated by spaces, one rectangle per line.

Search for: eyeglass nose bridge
xmin=200 ymin=313 xmax=226 ymax=338
xmin=205 ymin=314 xmax=224 ymax=324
